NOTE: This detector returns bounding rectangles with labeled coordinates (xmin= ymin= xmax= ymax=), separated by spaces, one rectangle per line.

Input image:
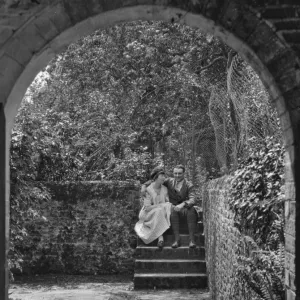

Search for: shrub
xmin=229 ymin=136 xmax=285 ymax=300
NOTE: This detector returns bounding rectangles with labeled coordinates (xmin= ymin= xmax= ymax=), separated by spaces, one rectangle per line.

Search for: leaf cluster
xmin=231 ymin=236 xmax=285 ymax=300
xmin=229 ymin=136 xmax=284 ymax=245
xmin=229 ymin=136 xmax=285 ymax=299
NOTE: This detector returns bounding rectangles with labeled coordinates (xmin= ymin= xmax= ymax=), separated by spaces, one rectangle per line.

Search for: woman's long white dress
xmin=134 ymin=183 xmax=172 ymax=244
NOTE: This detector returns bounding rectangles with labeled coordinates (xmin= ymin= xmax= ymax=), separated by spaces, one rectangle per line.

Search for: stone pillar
xmin=284 ymin=125 xmax=298 ymax=300
xmin=0 ymin=103 xmax=8 ymax=300
xmin=295 ymin=123 xmax=300 ymax=299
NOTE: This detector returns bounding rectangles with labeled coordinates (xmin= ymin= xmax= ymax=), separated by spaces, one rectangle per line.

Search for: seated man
xmin=141 ymin=165 xmax=197 ymax=248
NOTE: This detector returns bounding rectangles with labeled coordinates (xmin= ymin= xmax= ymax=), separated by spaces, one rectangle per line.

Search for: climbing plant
xmin=229 ymin=136 xmax=285 ymax=299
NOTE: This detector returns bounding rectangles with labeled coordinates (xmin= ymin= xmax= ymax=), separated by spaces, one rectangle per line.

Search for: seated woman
xmin=134 ymin=167 xmax=172 ymax=249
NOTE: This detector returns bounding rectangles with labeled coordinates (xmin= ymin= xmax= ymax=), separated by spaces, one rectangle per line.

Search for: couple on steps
xmin=134 ymin=165 xmax=197 ymax=249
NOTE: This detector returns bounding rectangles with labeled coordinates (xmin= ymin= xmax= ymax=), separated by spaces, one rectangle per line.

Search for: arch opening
xmin=0 ymin=4 xmax=297 ymax=299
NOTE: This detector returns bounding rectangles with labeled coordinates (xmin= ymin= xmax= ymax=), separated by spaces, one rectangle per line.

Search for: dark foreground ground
xmin=9 ymin=274 xmax=211 ymax=300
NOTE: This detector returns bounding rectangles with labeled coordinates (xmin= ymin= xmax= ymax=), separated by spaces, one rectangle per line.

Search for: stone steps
xmin=291 ymin=43 xmax=300 ymax=57
xmin=134 ymin=273 xmax=208 ymax=289
xmin=137 ymin=233 xmax=205 ymax=247
xmin=260 ymin=6 xmax=300 ymax=19
xmin=268 ymin=18 xmax=300 ymax=30
xmin=135 ymin=245 xmax=206 ymax=260
xmin=134 ymin=207 xmax=207 ymax=289
xmin=258 ymin=5 xmax=300 ymax=58
xmin=162 ymin=221 xmax=203 ymax=235
xmin=135 ymin=259 xmax=207 ymax=274
xmin=278 ymin=29 xmax=300 ymax=43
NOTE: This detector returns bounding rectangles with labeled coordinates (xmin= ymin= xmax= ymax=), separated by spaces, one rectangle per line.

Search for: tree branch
xmin=195 ymin=56 xmax=227 ymax=74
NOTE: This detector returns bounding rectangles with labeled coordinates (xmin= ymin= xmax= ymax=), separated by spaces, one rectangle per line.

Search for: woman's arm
xmin=143 ymin=192 xmax=152 ymax=207
xmin=144 ymin=191 xmax=163 ymax=212
xmin=165 ymin=194 xmax=170 ymax=203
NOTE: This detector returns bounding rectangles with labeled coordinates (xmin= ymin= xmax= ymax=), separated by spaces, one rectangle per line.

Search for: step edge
xmin=134 ymin=273 xmax=208 ymax=277
xmin=136 ymin=246 xmax=205 ymax=249
xmin=135 ymin=259 xmax=206 ymax=262
xmin=268 ymin=18 xmax=300 ymax=22
xmin=277 ymin=29 xmax=300 ymax=33
xmin=138 ymin=233 xmax=205 ymax=238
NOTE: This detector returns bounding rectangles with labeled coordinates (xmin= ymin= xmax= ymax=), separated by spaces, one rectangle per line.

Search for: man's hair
xmin=173 ymin=164 xmax=185 ymax=173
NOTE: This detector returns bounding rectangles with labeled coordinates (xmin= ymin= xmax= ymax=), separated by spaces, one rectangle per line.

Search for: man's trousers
xmin=170 ymin=206 xmax=197 ymax=242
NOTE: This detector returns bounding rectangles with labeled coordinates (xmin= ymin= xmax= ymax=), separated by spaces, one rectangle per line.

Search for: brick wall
xmin=13 ymin=181 xmax=140 ymax=275
xmin=203 ymin=176 xmax=257 ymax=300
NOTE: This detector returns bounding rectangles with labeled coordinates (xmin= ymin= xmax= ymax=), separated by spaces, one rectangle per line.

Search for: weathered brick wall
xmin=14 ymin=181 xmax=140 ymax=275
xmin=203 ymin=176 xmax=246 ymax=300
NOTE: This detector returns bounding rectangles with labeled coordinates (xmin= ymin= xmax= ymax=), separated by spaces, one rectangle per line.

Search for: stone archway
xmin=0 ymin=1 xmax=298 ymax=299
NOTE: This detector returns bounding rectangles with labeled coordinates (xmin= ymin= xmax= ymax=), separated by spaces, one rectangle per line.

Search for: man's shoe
xmin=171 ymin=240 xmax=181 ymax=248
xmin=189 ymin=241 xmax=196 ymax=249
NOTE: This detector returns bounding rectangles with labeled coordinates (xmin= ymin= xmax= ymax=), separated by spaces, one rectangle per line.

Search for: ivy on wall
xmin=228 ymin=137 xmax=285 ymax=300
xmin=12 ymin=181 xmax=140 ymax=275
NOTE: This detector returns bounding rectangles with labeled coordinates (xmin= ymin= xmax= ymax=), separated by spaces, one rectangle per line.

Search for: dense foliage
xmin=9 ymin=124 xmax=51 ymax=279
xmin=16 ymin=181 xmax=140 ymax=275
xmin=10 ymin=20 xmax=283 ymax=287
xmin=11 ymin=20 xmax=226 ymax=276
xmin=229 ymin=137 xmax=285 ymax=299
xmin=14 ymin=21 xmax=231 ymax=184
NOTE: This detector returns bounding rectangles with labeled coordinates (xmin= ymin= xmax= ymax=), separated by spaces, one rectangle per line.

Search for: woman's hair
xmin=150 ymin=166 xmax=165 ymax=180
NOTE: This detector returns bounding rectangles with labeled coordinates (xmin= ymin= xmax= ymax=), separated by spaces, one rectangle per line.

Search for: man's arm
xmin=184 ymin=181 xmax=195 ymax=208
xmin=162 ymin=177 xmax=171 ymax=187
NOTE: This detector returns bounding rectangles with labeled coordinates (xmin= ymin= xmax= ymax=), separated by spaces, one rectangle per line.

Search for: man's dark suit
xmin=163 ymin=178 xmax=197 ymax=247
xmin=163 ymin=178 xmax=195 ymax=207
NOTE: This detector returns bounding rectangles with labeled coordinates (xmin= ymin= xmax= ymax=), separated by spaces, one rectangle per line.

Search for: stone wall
xmin=1 ymin=1 xmax=299 ymax=298
xmin=14 ymin=181 xmax=140 ymax=275
xmin=203 ymin=176 xmax=246 ymax=300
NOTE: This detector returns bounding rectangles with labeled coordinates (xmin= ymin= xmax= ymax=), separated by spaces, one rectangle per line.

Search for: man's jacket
xmin=163 ymin=178 xmax=195 ymax=208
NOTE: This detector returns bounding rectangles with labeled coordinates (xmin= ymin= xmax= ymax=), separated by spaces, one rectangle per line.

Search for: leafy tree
xmin=14 ymin=21 xmax=228 ymax=183
xmin=10 ymin=20 xmax=281 ymax=280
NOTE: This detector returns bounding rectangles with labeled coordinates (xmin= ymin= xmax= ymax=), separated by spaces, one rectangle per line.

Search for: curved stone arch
xmin=0 ymin=1 xmax=298 ymax=299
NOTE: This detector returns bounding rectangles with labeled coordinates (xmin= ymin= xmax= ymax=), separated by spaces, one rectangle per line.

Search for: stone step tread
xmin=134 ymin=273 xmax=208 ymax=289
xmin=291 ymin=43 xmax=300 ymax=55
xmin=269 ymin=18 xmax=300 ymax=21
xmin=260 ymin=4 xmax=300 ymax=8
xmin=165 ymin=223 xmax=204 ymax=234
xmin=277 ymin=29 xmax=300 ymax=33
xmin=278 ymin=30 xmax=300 ymax=42
xmin=135 ymin=259 xmax=205 ymax=262
xmin=134 ymin=259 xmax=207 ymax=274
xmin=134 ymin=273 xmax=207 ymax=277
xmin=135 ymin=245 xmax=205 ymax=259
xmin=268 ymin=18 xmax=300 ymax=30
xmin=136 ymin=245 xmax=205 ymax=249
xmin=260 ymin=6 xmax=300 ymax=19
xmin=138 ymin=233 xmax=205 ymax=246
xmin=162 ymin=233 xmax=204 ymax=236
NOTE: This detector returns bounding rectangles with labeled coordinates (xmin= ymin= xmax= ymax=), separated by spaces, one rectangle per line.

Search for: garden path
xmin=9 ymin=275 xmax=211 ymax=300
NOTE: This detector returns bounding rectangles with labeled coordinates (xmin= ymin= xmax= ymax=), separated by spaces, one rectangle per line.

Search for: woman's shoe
xmin=157 ymin=240 xmax=164 ymax=249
